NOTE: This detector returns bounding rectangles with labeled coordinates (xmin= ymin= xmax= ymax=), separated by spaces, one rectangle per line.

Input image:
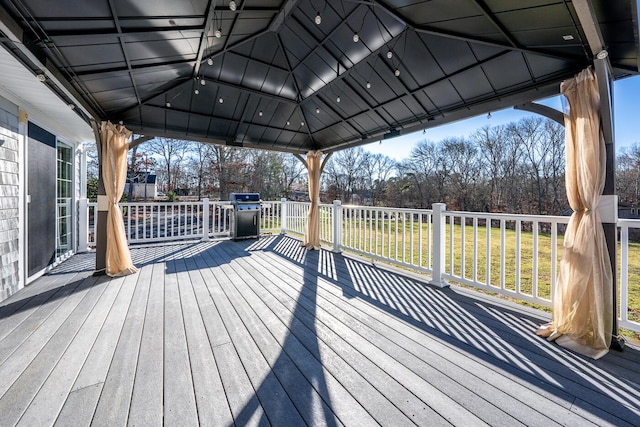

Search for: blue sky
xmin=364 ymin=75 xmax=640 ymax=161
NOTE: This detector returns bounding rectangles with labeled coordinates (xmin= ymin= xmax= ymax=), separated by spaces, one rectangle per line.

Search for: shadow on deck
xmin=0 ymin=235 xmax=638 ymax=426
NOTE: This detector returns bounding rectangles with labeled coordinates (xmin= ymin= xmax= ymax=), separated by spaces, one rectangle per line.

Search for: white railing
xmin=82 ymin=198 xmax=284 ymax=246
xmin=617 ymin=219 xmax=640 ymax=332
xmin=340 ymin=204 xmax=434 ymax=274
xmin=78 ymin=198 xmax=639 ymax=333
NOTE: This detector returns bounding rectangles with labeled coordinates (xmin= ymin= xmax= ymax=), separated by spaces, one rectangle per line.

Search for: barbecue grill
xmin=229 ymin=193 xmax=261 ymax=240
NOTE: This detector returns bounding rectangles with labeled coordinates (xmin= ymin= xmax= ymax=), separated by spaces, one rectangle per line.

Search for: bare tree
xmin=323 ymin=147 xmax=367 ymax=203
xmin=184 ymin=142 xmax=215 ymax=199
xmin=508 ymin=118 xmax=554 ymax=214
xmin=361 ymin=152 xmax=396 ymax=205
xmin=280 ymin=154 xmax=306 ymax=198
xmin=617 ymin=143 xmax=640 ymax=204
xmin=146 ymin=137 xmax=193 ymax=192
xmin=404 ymin=139 xmax=440 ymax=207
xmin=210 ymin=145 xmax=250 ymax=199
xmin=441 ymin=138 xmax=482 ymax=210
xmin=473 ymin=126 xmax=508 ymax=211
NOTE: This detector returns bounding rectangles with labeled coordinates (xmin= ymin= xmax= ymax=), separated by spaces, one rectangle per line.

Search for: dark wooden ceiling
xmin=0 ymin=0 xmax=638 ymax=153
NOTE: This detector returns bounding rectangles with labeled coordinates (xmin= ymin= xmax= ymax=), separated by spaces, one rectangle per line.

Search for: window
xmin=57 ymin=144 xmax=73 ymax=256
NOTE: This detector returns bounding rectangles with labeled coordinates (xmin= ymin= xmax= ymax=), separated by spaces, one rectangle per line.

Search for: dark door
xmin=27 ymin=123 xmax=56 ymax=277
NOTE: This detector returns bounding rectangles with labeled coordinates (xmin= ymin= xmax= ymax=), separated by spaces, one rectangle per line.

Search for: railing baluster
xmin=461 ymin=216 xmax=466 ymax=279
xmin=473 ymin=217 xmax=478 ymax=282
xmin=409 ymin=213 xmax=414 ymax=266
xmin=500 ymin=219 xmax=506 ymax=290
xmin=620 ymin=223 xmax=629 ymax=326
xmin=551 ymin=222 xmax=558 ymax=301
xmin=449 ymin=215 xmax=454 ymax=275
xmin=516 ymin=219 xmax=521 ymax=294
xmin=532 ymin=220 xmax=539 ymax=299
xmin=418 ymin=213 xmax=423 ymax=269
xmin=486 ymin=218 xmax=491 ymax=287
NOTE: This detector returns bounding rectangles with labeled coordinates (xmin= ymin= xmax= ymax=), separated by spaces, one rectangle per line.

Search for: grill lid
xmin=230 ymin=193 xmax=260 ymax=203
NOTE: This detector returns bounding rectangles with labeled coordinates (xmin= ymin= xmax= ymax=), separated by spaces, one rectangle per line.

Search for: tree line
xmin=85 ymin=116 xmax=640 ymax=216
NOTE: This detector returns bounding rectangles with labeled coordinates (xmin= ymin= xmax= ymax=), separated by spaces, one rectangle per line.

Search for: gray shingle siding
xmin=0 ymin=100 xmax=20 ymax=302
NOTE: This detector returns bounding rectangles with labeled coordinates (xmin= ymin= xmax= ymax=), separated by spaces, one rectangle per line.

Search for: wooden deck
xmin=0 ymin=235 xmax=639 ymax=426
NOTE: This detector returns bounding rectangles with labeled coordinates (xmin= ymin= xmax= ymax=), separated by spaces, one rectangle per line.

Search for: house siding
xmin=0 ymin=97 xmax=20 ymax=301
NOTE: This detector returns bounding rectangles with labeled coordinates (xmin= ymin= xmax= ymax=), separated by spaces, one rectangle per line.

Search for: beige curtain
xmin=537 ymin=67 xmax=612 ymax=359
xmin=302 ymin=150 xmax=323 ymax=250
xmin=101 ymin=121 xmax=138 ymax=277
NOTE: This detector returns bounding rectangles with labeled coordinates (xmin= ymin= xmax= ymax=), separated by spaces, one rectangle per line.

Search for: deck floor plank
xmin=199 ymin=246 xmax=307 ymax=427
xmin=203 ymin=246 xmax=348 ymax=427
xmin=162 ymin=254 xmax=200 ymax=426
xmin=251 ymin=238 xmax=640 ymax=426
xmin=128 ymin=254 xmax=166 ymax=426
xmin=90 ymin=260 xmax=153 ymax=426
xmin=258 ymin=251 xmax=578 ymax=426
xmin=55 ymin=272 xmax=137 ymax=426
xmin=234 ymin=245 xmax=543 ymax=426
xmin=0 ymin=275 xmax=105 ymax=426
xmin=0 ymin=275 xmax=98 ymax=405
xmin=0 ymin=237 xmax=637 ymax=426
xmin=251 ymin=246 xmax=592 ymax=426
xmin=191 ymin=245 xmax=270 ymax=427
xmin=0 ymin=269 xmax=90 ymax=342
xmin=0 ymin=274 xmax=88 ymax=366
xmin=210 ymin=242 xmax=426 ymax=426
xmin=180 ymin=253 xmax=235 ymax=427
xmin=198 ymin=246 xmax=376 ymax=427
xmin=18 ymin=273 xmax=124 ymax=426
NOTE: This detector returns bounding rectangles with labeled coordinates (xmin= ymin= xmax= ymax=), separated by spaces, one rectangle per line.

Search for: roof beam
xmin=0 ymin=3 xmax=100 ymax=120
xmin=634 ymin=0 xmax=640 ymax=71
xmin=290 ymin=6 xmax=363 ymax=74
xmin=107 ymin=0 xmax=142 ymax=106
xmin=39 ymin=25 xmax=203 ymax=38
xmin=572 ymin=0 xmax=606 ymax=57
xmin=513 ymin=102 xmax=564 ymax=126
xmin=126 ymin=126 xmax=308 ymax=154
xmin=471 ymin=0 xmax=520 ymax=48
xmin=201 ymin=76 xmax=297 ymax=104
xmin=193 ymin=0 xmax=218 ymax=79
xmin=269 ymin=0 xmax=302 ymax=32
xmin=129 ymin=135 xmax=154 ymax=149
xmin=73 ymin=58 xmax=196 ymax=77
xmin=369 ymin=0 xmax=583 ymax=63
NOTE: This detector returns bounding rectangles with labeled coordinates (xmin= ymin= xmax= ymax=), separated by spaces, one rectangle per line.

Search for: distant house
xmin=619 ymin=202 xmax=640 ymax=219
xmin=124 ymin=173 xmax=158 ymax=199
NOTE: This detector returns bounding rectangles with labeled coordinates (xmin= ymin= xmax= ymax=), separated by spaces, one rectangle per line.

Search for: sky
xmin=363 ymin=74 xmax=640 ymax=161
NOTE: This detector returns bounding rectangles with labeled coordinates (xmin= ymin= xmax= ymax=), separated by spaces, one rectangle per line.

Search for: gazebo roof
xmin=0 ymin=0 xmax=638 ymax=152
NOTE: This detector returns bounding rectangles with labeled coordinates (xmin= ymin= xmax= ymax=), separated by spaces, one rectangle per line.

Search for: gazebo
xmin=0 ymin=1 xmax=639 ymax=425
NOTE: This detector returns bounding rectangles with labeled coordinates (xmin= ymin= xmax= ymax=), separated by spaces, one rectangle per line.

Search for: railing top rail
xmin=446 ymin=210 xmax=570 ymax=223
xmin=341 ymin=204 xmax=433 ymax=214
xmin=617 ymin=218 xmax=640 ymax=226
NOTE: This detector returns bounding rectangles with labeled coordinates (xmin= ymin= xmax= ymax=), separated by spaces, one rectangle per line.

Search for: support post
xmin=91 ymin=120 xmax=107 ymax=276
xmin=430 ymin=203 xmax=449 ymax=288
xmin=201 ymin=198 xmax=210 ymax=241
xmin=332 ymin=200 xmax=342 ymax=253
xmin=594 ymin=57 xmax=624 ymax=351
xmin=280 ymin=197 xmax=287 ymax=234
xmin=78 ymin=198 xmax=89 ymax=253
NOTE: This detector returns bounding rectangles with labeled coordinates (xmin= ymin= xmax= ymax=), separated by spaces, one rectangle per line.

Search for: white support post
xmin=430 ymin=203 xmax=449 ymax=288
xmin=201 ymin=198 xmax=210 ymax=241
xmin=78 ymin=198 xmax=89 ymax=253
xmin=332 ymin=200 xmax=342 ymax=253
xmin=280 ymin=197 xmax=287 ymax=234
